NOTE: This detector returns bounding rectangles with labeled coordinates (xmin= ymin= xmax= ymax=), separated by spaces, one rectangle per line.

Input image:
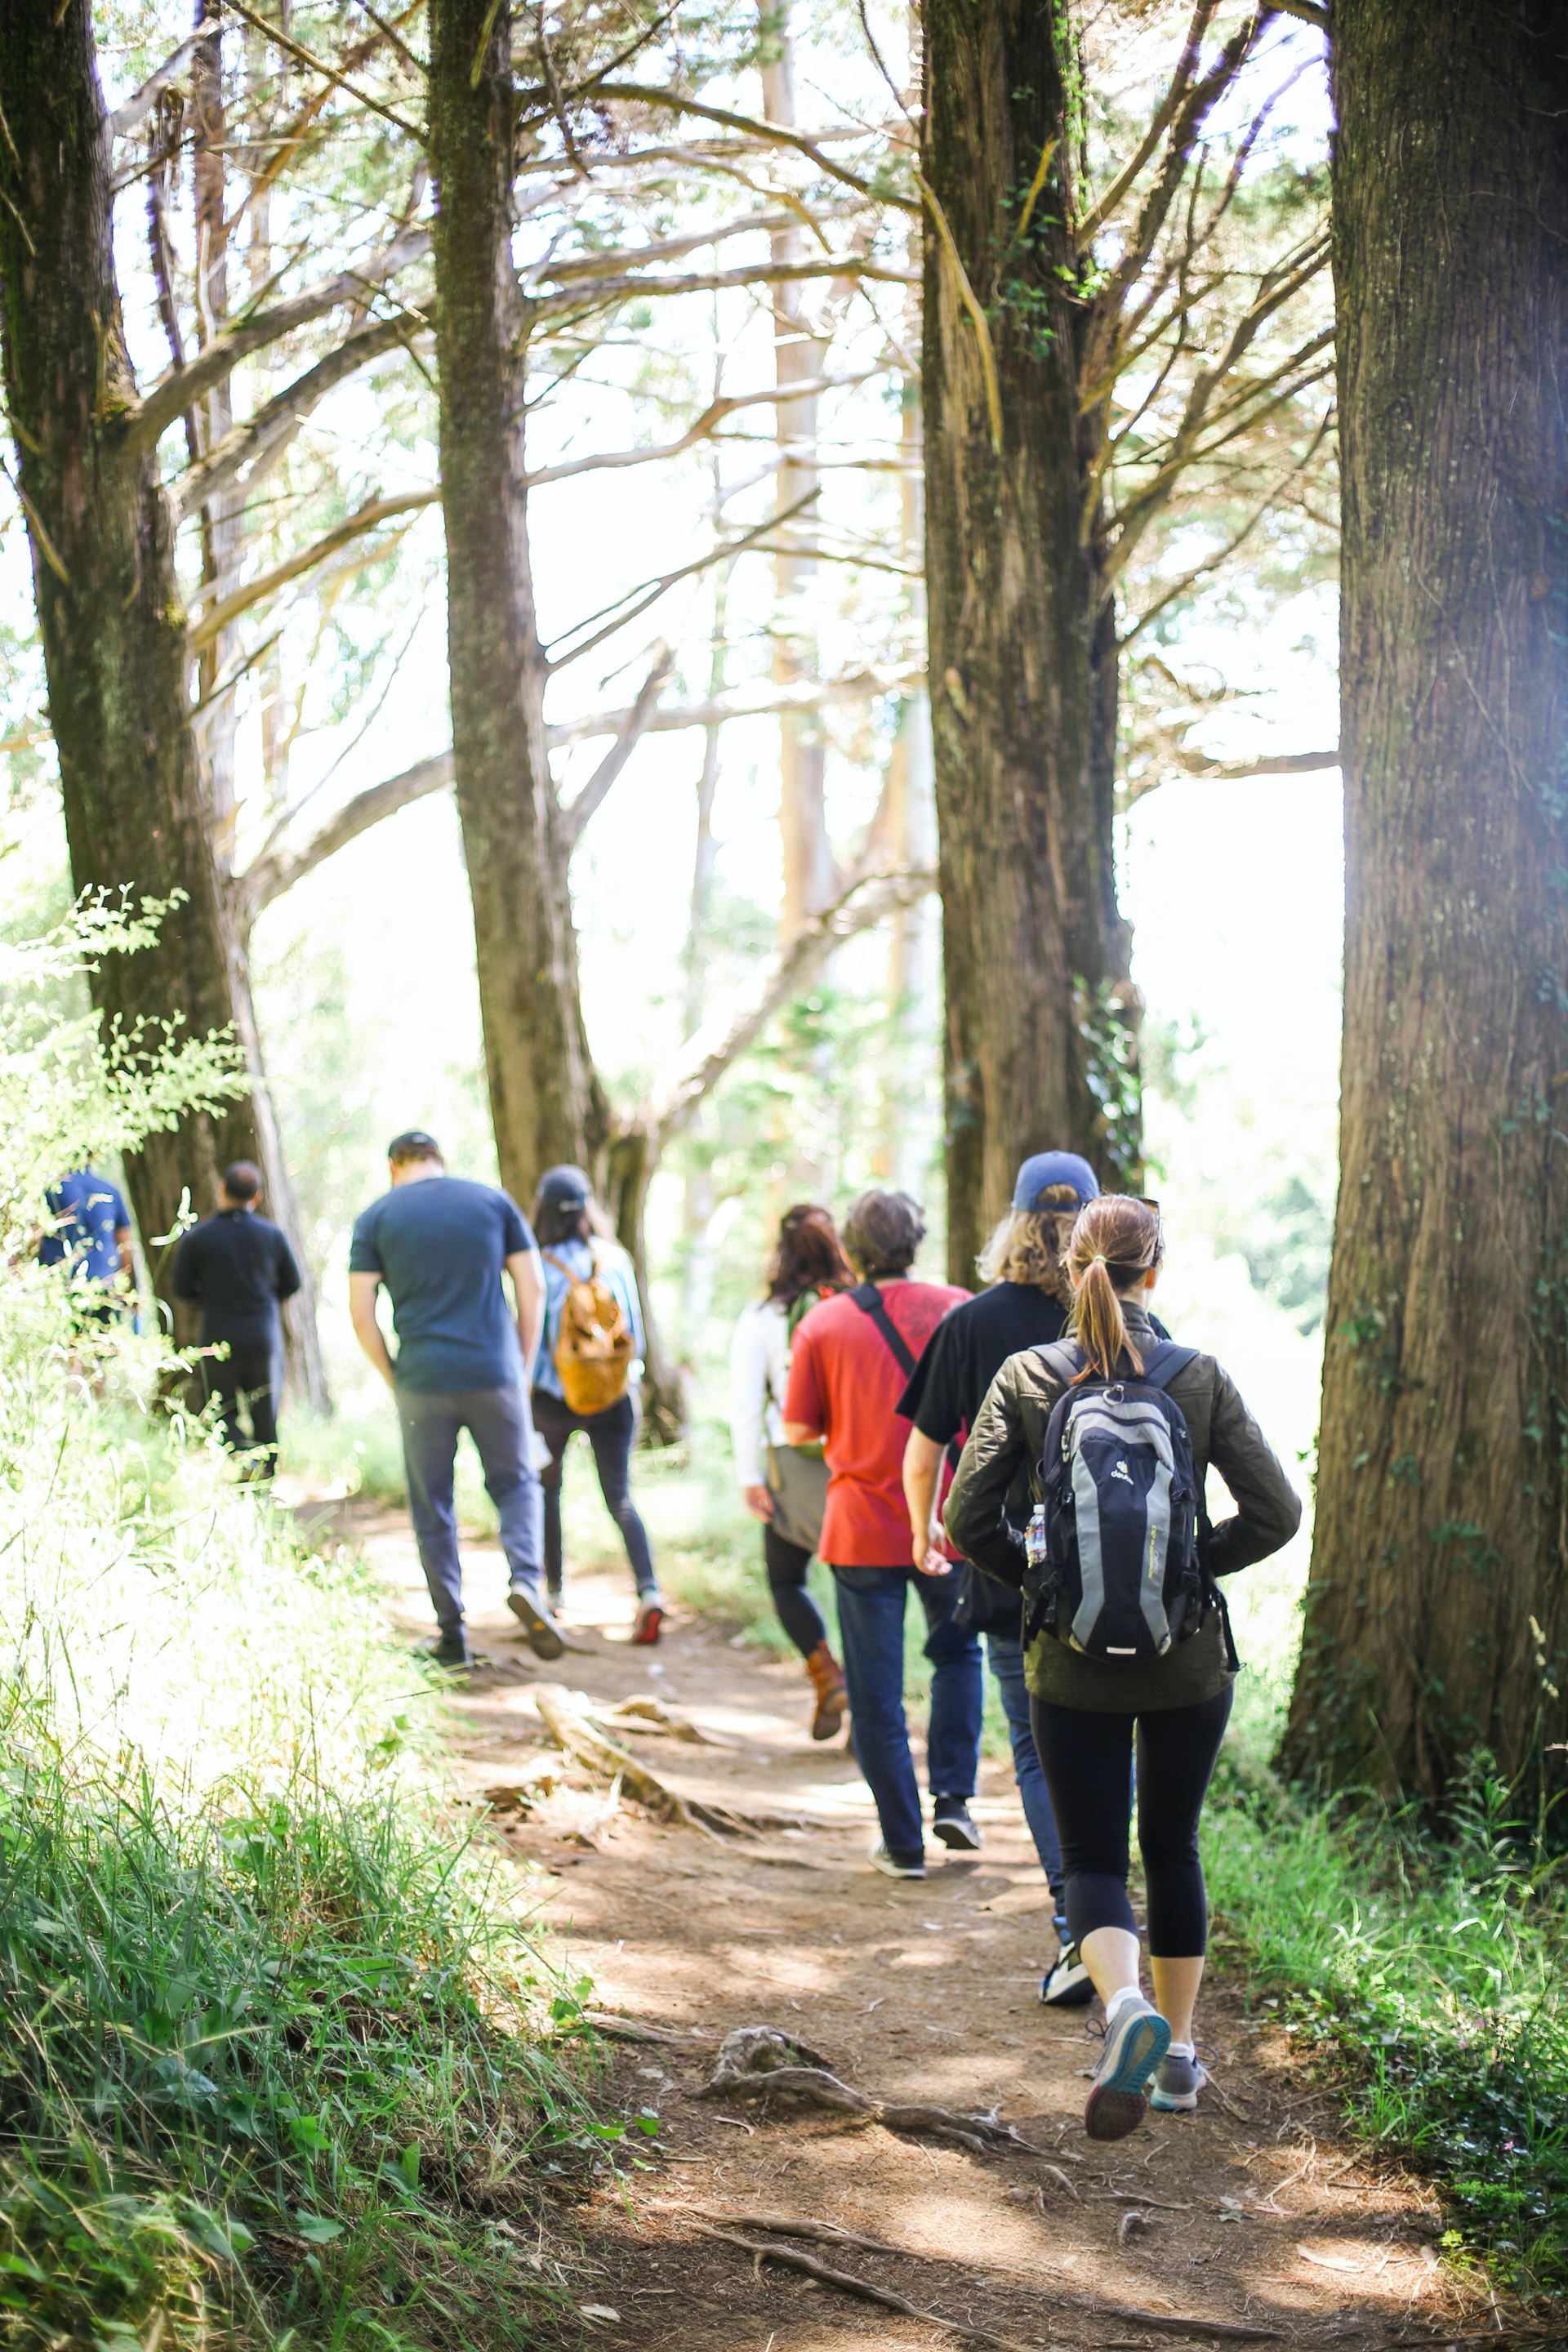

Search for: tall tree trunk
xmin=428 ymin=0 xmax=685 ymax=1433
xmin=0 ymin=0 xmax=274 ymax=1320
xmin=1282 ymin=1 xmax=1568 ymax=1811
xmin=760 ymin=14 xmax=833 ymax=941
xmin=427 ymin=0 xmax=608 ymax=1197
xmin=922 ymin=0 xmax=1136 ymax=1285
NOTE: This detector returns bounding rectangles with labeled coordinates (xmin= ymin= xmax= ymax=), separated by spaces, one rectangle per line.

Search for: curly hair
xmin=975 ymin=1183 xmax=1081 ymax=1304
xmin=765 ymin=1204 xmax=854 ymax=1309
xmin=840 ymin=1188 xmax=926 ymax=1279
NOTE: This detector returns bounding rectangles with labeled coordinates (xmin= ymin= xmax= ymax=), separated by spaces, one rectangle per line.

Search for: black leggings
xmin=762 ymin=1522 xmax=829 ymax=1658
xmin=531 ymin=1388 xmax=657 ymax=1598
xmin=1030 ymin=1686 xmax=1232 ymax=1957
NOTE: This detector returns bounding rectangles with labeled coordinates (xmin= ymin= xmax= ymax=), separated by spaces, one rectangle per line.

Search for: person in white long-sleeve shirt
xmin=728 ymin=1205 xmax=853 ymax=1740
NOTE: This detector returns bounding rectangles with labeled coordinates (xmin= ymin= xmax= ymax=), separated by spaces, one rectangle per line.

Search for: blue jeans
xmin=395 ymin=1383 xmax=544 ymax=1633
xmin=831 ymin=1566 xmax=983 ymax=1863
xmin=987 ymin=1633 xmax=1067 ymax=1934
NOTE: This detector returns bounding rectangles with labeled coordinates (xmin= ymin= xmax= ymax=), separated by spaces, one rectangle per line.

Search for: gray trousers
xmin=394 ymin=1383 xmax=543 ymax=1632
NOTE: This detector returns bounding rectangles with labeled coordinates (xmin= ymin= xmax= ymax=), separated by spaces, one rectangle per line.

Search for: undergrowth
xmin=0 ymin=1289 xmax=616 ymax=2352
xmin=1207 ymin=1740 xmax=1568 ymax=2301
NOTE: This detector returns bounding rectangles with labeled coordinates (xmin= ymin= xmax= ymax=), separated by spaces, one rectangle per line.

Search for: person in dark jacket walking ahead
xmin=900 ymin=1152 xmax=1102 ymax=2001
xmin=945 ymin=1195 xmax=1300 ymax=2140
xmin=173 ymin=1162 xmax=301 ymax=1471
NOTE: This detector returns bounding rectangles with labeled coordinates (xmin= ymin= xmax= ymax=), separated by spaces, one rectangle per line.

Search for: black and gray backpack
xmin=1023 ymin=1339 xmax=1210 ymax=1663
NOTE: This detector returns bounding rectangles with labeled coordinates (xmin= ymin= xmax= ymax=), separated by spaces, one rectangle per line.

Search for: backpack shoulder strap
xmin=1134 ymin=1341 xmax=1200 ymax=1394
xmin=1036 ymin=1339 xmax=1084 ymax=1386
xmin=541 ymin=1250 xmax=588 ymax=1290
xmin=849 ymin=1282 xmax=917 ymax=1378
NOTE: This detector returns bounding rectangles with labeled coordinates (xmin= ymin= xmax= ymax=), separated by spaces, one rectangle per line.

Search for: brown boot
xmin=805 ymin=1642 xmax=849 ymax=1742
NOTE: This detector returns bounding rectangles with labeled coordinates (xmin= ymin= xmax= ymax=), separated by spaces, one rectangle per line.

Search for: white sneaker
xmin=1085 ymin=1997 xmax=1171 ymax=2141
xmin=869 ymin=1838 xmax=926 ymax=1880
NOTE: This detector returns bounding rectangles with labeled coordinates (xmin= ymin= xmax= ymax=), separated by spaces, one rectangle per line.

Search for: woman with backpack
xmin=945 ymin=1195 xmax=1299 ymax=2139
xmin=531 ymin=1165 xmax=664 ymax=1644
xmin=729 ymin=1205 xmax=855 ymax=1740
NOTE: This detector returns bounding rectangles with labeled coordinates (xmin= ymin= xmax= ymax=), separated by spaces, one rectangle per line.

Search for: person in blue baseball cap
xmin=898 ymin=1146 xmax=1121 ymax=1998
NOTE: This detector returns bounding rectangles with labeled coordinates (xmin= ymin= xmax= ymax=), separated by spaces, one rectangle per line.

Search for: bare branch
xmin=533 ymin=209 xmax=805 ymax=286
xmin=529 ymin=252 xmax=915 ymax=324
xmin=1074 ymin=0 xmax=1218 ymax=252
xmin=225 ymin=0 xmax=422 ymax=140
xmin=188 ymin=488 xmax=439 ymax=649
xmin=546 ymin=492 xmax=818 ymax=669
xmin=239 ymin=749 xmax=453 ymax=918
xmin=546 ymin=662 xmax=921 ymax=746
xmin=123 ymin=228 xmax=430 ymax=456
xmin=577 ymin=82 xmax=918 ymax=213
xmin=1173 ymin=744 xmax=1339 ymax=778
xmin=560 ymin=643 xmax=674 ymax=849
xmin=647 ymin=865 xmax=935 ymax=1153
xmin=171 ymin=314 xmax=417 ymax=519
xmin=521 ymin=376 xmax=860 ymax=490
xmin=108 ymin=34 xmax=204 ymax=138
xmin=1120 ymin=406 xmax=1333 ymax=644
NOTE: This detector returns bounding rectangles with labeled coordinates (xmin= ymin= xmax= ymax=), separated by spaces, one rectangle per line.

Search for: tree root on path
xmin=576 ymin=2011 xmax=715 ymax=2049
xmin=1091 ymin=2308 xmax=1282 ymax=2342
xmin=688 ymin=2025 xmax=1040 ymax=2152
xmin=690 ymin=2223 xmax=1040 ymax=2352
xmin=650 ymin=2200 xmax=906 ymax=2254
xmin=531 ymin=1686 xmax=802 ymax=1835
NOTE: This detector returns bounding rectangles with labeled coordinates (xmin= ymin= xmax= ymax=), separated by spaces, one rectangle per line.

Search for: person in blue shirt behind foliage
xmin=530 ymin=1164 xmax=665 ymax=1645
xmin=350 ymin=1130 xmax=561 ymax=1671
xmin=38 ymin=1162 xmax=133 ymax=1324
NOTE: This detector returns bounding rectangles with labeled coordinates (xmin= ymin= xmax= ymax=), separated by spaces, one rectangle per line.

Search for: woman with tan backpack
xmin=531 ymin=1165 xmax=664 ymax=1643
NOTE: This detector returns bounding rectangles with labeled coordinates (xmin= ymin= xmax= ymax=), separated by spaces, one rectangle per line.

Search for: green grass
xmin=0 ymin=1285 xmax=621 ymax=2352
xmin=1205 ymin=1735 xmax=1568 ymax=2300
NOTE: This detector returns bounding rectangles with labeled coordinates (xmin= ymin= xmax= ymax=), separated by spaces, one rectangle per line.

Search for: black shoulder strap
xmin=1036 ymin=1339 xmax=1084 ymax=1383
xmin=850 ymin=1282 xmax=917 ymax=1378
xmin=1134 ymin=1341 xmax=1199 ymax=1393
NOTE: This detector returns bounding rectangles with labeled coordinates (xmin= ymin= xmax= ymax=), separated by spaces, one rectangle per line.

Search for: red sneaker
xmin=631 ymin=1598 xmax=665 ymax=1646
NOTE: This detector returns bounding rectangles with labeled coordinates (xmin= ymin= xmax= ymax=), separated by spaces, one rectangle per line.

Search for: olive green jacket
xmin=942 ymin=1302 xmax=1302 ymax=1711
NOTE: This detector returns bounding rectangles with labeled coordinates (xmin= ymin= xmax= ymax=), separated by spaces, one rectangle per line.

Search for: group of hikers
xmin=38 ymin=1129 xmax=1301 ymax=2142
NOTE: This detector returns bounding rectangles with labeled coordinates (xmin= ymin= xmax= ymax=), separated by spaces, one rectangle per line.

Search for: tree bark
xmin=922 ymin=0 xmax=1136 ymax=1285
xmin=1281 ymin=0 xmax=1568 ymax=1809
xmin=0 ymin=0 xmax=274 ymax=1316
xmin=428 ymin=0 xmax=608 ymax=1200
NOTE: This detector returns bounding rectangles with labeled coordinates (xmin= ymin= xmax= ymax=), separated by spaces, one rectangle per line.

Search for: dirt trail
xmin=344 ymin=1503 xmax=1485 ymax=2352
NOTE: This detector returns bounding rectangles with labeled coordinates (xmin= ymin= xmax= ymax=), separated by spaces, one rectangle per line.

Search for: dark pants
xmin=987 ymin=1633 xmax=1065 ymax=1924
xmin=1030 ymin=1686 xmax=1233 ymax=1957
xmin=531 ymin=1388 xmax=657 ymax=1599
xmin=199 ymin=1334 xmax=280 ymax=1464
xmin=395 ymin=1383 xmax=544 ymax=1634
xmin=831 ymin=1566 xmax=983 ymax=1864
xmin=762 ymin=1522 xmax=829 ymax=1658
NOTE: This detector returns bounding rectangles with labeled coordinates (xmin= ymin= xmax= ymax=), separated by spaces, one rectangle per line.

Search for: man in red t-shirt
xmin=784 ymin=1189 xmax=977 ymax=1879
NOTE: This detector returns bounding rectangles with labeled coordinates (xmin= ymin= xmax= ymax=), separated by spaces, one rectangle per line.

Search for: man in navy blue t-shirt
xmin=39 ymin=1164 xmax=133 ymax=1319
xmin=350 ymin=1130 xmax=560 ymax=1668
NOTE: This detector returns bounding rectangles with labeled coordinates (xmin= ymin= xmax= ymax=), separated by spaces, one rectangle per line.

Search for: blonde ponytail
xmin=1065 ymin=1196 xmax=1163 ymax=1383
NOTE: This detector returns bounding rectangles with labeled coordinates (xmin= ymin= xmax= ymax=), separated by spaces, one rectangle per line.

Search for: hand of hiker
xmin=742 ymin=1483 xmax=774 ymax=1521
xmin=915 ymin=1538 xmax=951 ymax=1578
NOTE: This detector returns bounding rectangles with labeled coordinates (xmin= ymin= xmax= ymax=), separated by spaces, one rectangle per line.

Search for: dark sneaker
xmin=1085 ymin=1998 xmax=1171 ymax=2141
xmin=869 ymin=1838 xmax=926 ymax=1880
xmin=425 ymin=1628 xmax=472 ymax=1669
xmin=1151 ymin=2049 xmax=1209 ymax=2112
xmin=1040 ymin=1940 xmax=1095 ymax=2007
xmin=507 ymin=1584 xmax=567 ymax=1659
xmin=631 ymin=1597 xmax=666 ymax=1646
xmin=932 ymin=1797 xmax=982 ymax=1851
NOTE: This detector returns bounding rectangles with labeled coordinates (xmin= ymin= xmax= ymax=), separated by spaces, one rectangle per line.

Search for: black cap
xmin=536 ymin=1162 xmax=591 ymax=1213
xmin=387 ymin=1129 xmax=443 ymax=1164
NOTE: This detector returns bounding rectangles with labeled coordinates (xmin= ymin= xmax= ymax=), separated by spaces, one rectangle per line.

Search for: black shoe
xmin=1040 ymin=1940 xmax=1095 ymax=2007
xmin=932 ymin=1797 xmax=982 ymax=1851
xmin=507 ymin=1583 xmax=567 ymax=1660
xmin=425 ymin=1629 xmax=472 ymax=1669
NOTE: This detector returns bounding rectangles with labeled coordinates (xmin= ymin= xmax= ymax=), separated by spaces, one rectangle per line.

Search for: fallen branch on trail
xmin=689 ymin=2025 xmax=1038 ymax=2153
xmin=1094 ymin=2308 xmax=1283 ymax=2344
xmin=691 ymin=2225 xmax=1038 ymax=2352
xmin=578 ymin=2011 xmax=714 ymax=2049
xmin=651 ymin=2201 xmax=905 ymax=2256
xmin=531 ymin=1686 xmax=801 ymax=1836
xmin=592 ymin=1692 xmax=726 ymax=1744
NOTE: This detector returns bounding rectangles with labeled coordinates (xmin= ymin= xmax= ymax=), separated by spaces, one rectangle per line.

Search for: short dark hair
xmin=388 ymin=1130 xmax=443 ymax=1167
xmin=841 ymin=1188 xmax=926 ymax=1279
xmin=222 ymin=1160 xmax=262 ymax=1204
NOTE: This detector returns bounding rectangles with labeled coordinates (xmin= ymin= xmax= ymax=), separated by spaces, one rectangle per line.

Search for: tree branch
xmin=1074 ymin=0 xmax=1218 ymax=252
xmin=122 ymin=227 xmax=430 ymax=455
xmin=533 ymin=208 xmax=808 ymax=287
xmin=170 ymin=314 xmax=417 ymax=519
xmin=1270 ymin=0 xmax=1329 ymax=28
xmin=547 ymin=662 xmax=922 ymax=746
xmin=188 ymin=488 xmax=439 ymax=649
xmin=646 ymin=866 xmax=934 ymax=1154
xmin=577 ymin=82 xmax=917 ymax=213
xmin=546 ymin=492 xmax=818 ymax=669
xmin=238 ymin=749 xmax=453 ymax=919
xmin=108 ymin=34 xmax=204 ymax=138
xmin=521 ymin=376 xmax=858 ymax=490
xmin=224 ymin=0 xmax=422 ymax=140
xmin=529 ymin=252 xmax=915 ymax=323
xmin=560 ymin=643 xmax=674 ymax=849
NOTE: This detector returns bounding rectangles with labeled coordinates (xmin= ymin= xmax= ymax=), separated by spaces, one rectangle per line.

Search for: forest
xmin=0 ymin=1 xmax=1563 ymax=2348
